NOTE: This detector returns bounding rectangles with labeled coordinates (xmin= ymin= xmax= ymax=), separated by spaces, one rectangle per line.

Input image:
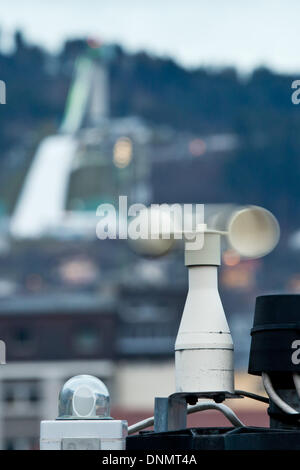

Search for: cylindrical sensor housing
xmin=249 ymin=295 xmax=300 ymax=375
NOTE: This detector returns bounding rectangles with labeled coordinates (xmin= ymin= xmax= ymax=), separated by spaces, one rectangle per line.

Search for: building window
xmin=11 ymin=327 xmax=36 ymax=355
xmin=73 ymin=326 xmax=100 ymax=355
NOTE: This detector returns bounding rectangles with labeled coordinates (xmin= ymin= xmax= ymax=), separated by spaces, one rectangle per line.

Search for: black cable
xmin=235 ymin=389 xmax=269 ymax=404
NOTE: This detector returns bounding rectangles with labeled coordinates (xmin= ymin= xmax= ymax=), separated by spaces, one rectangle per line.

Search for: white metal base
xmin=40 ymin=419 xmax=127 ymax=450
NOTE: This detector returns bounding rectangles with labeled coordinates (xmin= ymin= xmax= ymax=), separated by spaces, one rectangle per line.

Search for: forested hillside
xmin=0 ymin=32 xmax=300 ymax=229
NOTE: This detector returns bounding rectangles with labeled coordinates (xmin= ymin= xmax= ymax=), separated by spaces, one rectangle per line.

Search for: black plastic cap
xmin=248 ymin=295 xmax=300 ymax=375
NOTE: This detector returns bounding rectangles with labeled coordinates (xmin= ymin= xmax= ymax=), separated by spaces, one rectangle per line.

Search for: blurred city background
xmin=0 ymin=0 xmax=299 ymax=449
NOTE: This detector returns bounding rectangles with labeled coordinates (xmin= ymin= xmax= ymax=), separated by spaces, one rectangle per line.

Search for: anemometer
xmin=40 ymin=204 xmax=300 ymax=450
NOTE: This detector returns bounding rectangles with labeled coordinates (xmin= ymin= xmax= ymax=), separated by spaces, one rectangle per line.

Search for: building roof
xmin=0 ymin=292 xmax=116 ymax=316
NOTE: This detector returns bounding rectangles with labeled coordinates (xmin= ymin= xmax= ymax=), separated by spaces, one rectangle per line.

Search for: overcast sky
xmin=0 ymin=0 xmax=299 ymax=73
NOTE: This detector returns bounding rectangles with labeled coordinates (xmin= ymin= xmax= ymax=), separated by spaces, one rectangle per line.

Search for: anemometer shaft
xmin=175 ymin=232 xmax=234 ymax=394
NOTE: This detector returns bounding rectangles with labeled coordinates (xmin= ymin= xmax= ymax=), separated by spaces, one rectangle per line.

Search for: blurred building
xmin=0 ymin=280 xmax=185 ymax=449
